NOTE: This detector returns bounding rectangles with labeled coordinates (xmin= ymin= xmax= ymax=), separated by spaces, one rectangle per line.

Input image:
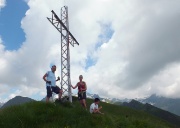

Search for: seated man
xmin=90 ymin=98 xmax=104 ymax=114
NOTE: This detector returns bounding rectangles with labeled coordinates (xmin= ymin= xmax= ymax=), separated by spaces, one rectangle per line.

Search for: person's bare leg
xmin=58 ymin=90 xmax=62 ymax=100
xmin=46 ymin=96 xmax=49 ymax=103
xmin=79 ymin=100 xmax=84 ymax=107
xmin=82 ymin=99 xmax=87 ymax=109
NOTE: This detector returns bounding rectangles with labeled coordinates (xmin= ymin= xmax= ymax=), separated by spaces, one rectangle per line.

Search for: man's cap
xmin=50 ymin=63 xmax=56 ymax=68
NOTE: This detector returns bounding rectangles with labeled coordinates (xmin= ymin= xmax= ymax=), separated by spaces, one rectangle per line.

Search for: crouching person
xmin=90 ymin=98 xmax=104 ymax=114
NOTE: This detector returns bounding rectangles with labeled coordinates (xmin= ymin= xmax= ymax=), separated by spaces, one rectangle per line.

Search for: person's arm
xmin=97 ymin=106 xmax=104 ymax=114
xmin=43 ymin=73 xmax=48 ymax=82
xmin=71 ymin=83 xmax=78 ymax=89
xmin=83 ymin=82 xmax=87 ymax=91
xmin=93 ymin=106 xmax=104 ymax=114
xmin=43 ymin=73 xmax=51 ymax=84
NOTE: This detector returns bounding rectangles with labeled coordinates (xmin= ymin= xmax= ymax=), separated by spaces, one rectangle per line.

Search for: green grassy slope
xmin=0 ymin=97 xmax=175 ymax=128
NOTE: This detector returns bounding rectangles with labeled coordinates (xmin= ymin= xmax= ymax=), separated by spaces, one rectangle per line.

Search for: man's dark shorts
xmin=46 ymin=86 xmax=61 ymax=98
xmin=78 ymin=91 xmax=86 ymax=100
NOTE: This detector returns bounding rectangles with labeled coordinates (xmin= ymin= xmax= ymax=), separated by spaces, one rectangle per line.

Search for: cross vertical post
xmin=47 ymin=6 xmax=79 ymax=102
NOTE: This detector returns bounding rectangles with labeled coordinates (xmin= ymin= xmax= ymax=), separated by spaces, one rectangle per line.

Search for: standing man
xmin=90 ymin=98 xmax=104 ymax=114
xmin=71 ymin=75 xmax=87 ymax=109
xmin=43 ymin=64 xmax=63 ymax=103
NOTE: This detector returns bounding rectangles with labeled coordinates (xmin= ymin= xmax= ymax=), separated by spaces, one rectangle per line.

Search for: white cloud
xmin=0 ymin=0 xmax=6 ymax=9
xmin=1 ymin=0 xmax=180 ymax=102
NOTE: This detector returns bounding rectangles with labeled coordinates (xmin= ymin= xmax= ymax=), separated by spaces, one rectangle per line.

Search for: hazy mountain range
xmin=1 ymin=94 xmax=180 ymax=127
xmin=1 ymin=96 xmax=35 ymax=109
xmin=138 ymin=94 xmax=180 ymax=116
xmin=1 ymin=93 xmax=180 ymax=117
xmin=0 ymin=102 xmax=4 ymax=108
xmin=122 ymin=99 xmax=180 ymax=126
xmin=86 ymin=93 xmax=180 ymax=116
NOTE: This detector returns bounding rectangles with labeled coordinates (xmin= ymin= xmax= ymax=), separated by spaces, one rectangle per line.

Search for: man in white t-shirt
xmin=43 ymin=64 xmax=62 ymax=103
xmin=90 ymin=98 xmax=104 ymax=114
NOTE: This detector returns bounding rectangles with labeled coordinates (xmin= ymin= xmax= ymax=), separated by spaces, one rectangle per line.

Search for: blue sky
xmin=85 ymin=23 xmax=114 ymax=70
xmin=0 ymin=0 xmax=28 ymax=50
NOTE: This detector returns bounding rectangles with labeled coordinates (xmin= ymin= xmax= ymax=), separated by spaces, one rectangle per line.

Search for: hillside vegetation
xmin=0 ymin=97 xmax=175 ymax=128
xmin=122 ymin=99 xmax=180 ymax=126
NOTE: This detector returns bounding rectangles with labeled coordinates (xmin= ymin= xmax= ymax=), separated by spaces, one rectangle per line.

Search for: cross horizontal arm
xmin=47 ymin=10 xmax=79 ymax=46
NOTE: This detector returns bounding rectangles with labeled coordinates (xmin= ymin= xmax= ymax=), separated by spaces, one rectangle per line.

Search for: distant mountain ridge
xmin=139 ymin=94 xmax=180 ymax=116
xmin=86 ymin=92 xmax=131 ymax=103
xmin=94 ymin=94 xmax=180 ymax=117
xmin=0 ymin=102 xmax=4 ymax=108
xmin=80 ymin=93 xmax=180 ymax=116
xmin=122 ymin=99 xmax=180 ymax=127
xmin=1 ymin=96 xmax=35 ymax=109
xmin=2 ymin=93 xmax=180 ymax=117
xmin=1 ymin=94 xmax=180 ymax=127
xmin=0 ymin=98 xmax=177 ymax=128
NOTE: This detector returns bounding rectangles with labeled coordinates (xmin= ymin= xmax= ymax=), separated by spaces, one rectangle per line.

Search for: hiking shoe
xmin=56 ymin=99 xmax=62 ymax=103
